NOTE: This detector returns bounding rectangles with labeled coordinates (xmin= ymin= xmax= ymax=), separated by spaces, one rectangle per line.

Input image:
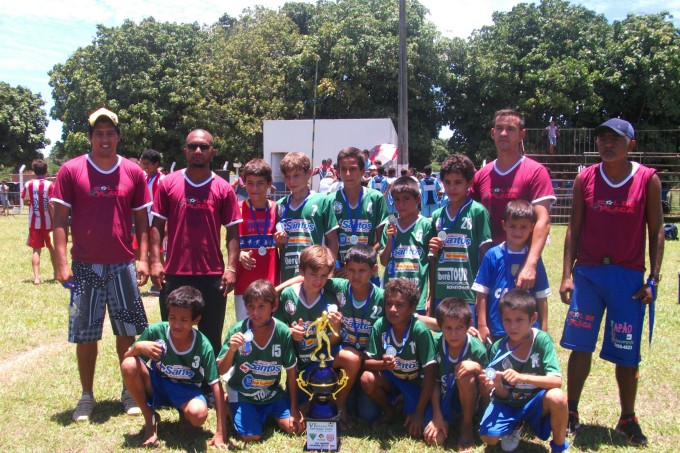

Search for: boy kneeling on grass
xmin=479 ymin=289 xmax=568 ymax=453
xmin=424 ymin=297 xmax=488 ymax=452
xmin=121 ymin=286 xmax=228 ymax=449
xmin=217 ymin=279 xmax=304 ymax=441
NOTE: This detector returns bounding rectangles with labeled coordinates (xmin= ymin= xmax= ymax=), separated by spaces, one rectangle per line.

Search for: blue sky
xmin=1 ymin=0 xmax=678 ymax=153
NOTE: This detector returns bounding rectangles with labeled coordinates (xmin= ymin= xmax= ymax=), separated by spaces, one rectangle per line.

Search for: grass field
xmin=0 ymin=215 xmax=678 ymax=452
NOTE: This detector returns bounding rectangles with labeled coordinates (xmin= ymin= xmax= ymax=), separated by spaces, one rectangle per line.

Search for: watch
xmin=648 ymin=273 xmax=661 ymax=283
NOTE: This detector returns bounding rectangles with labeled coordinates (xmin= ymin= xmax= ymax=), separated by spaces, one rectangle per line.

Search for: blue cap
xmin=594 ymin=118 xmax=635 ymax=139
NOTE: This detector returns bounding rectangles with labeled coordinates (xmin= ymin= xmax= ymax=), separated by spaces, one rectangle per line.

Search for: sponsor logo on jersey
xmin=285 ymin=299 xmax=297 ymax=315
xmin=239 ymin=360 xmax=282 ymax=376
xmin=284 ymin=252 xmax=301 ymax=269
xmin=445 ymin=234 xmax=472 ymax=247
xmin=333 ymin=201 xmax=343 ymax=214
xmin=337 ymin=292 xmax=346 ymax=307
xmin=339 ymin=219 xmax=372 ymax=232
xmin=392 ymin=245 xmax=422 ymax=259
xmin=180 ymin=196 xmax=215 ymax=210
xmin=437 ymin=267 xmax=469 ymax=282
xmin=592 ymin=198 xmax=635 ymax=214
xmin=90 ymin=185 xmax=123 ymax=198
xmin=395 ymin=262 xmax=419 ymax=272
xmin=285 ymin=219 xmax=315 ymax=233
xmin=439 ymin=251 xmax=468 ymax=263
xmin=158 ymin=363 xmax=196 ymax=380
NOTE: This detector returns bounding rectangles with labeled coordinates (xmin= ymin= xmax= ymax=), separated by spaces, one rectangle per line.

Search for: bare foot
xmin=33 ymin=278 xmax=42 ymax=285
xmin=141 ymin=412 xmax=160 ymax=447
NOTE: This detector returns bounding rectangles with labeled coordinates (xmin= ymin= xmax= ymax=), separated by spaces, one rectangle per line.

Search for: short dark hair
xmin=424 ymin=165 xmax=432 ymax=175
xmin=499 ymin=289 xmax=536 ymax=317
xmin=242 ymin=158 xmax=273 ymax=183
xmin=377 ymin=166 xmax=386 ymax=176
xmin=337 ymin=146 xmax=366 ymax=171
xmin=504 ymin=199 xmax=536 ymax=223
xmin=389 ymin=175 xmax=419 ymax=199
xmin=384 ymin=278 xmax=419 ymax=308
xmin=387 ymin=167 xmax=397 ymax=177
xmin=140 ymin=149 xmax=162 ymax=164
xmin=435 ymin=297 xmax=472 ymax=328
xmin=166 ymin=286 xmax=204 ymax=319
xmin=440 ymin=154 xmax=475 ymax=182
xmin=344 ymin=244 xmax=377 ymax=268
xmin=31 ymin=159 xmax=48 ymax=176
xmin=493 ymin=108 xmax=525 ymax=129
xmin=244 ymin=279 xmax=277 ymax=308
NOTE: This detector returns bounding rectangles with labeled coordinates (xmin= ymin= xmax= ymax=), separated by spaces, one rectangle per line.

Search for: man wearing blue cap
xmin=558 ymin=118 xmax=664 ymax=446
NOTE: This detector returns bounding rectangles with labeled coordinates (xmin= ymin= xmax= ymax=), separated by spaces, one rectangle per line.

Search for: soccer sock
xmin=620 ymin=412 xmax=635 ymax=420
xmin=82 ymin=391 xmax=94 ymax=399
xmin=567 ymin=400 xmax=579 ymax=413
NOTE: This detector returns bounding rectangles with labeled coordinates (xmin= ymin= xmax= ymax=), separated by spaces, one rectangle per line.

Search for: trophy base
xmin=304 ymin=415 xmax=340 ymax=451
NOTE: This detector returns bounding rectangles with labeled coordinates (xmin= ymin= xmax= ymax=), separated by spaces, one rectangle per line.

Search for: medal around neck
xmin=387 ymin=214 xmax=397 ymax=225
xmin=437 ymin=230 xmax=448 ymax=240
xmin=275 ymin=222 xmax=285 ymax=232
xmin=385 ymin=345 xmax=398 ymax=357
xmin=243 ymin=329 xmax=254 ymax=354
xmin=258 ymin=246 xmax=267 ymax=256
xmin=485 ymin=368 xmax=497 ymax=380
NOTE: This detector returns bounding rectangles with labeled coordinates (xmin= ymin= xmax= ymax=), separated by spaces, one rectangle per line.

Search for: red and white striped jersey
xmin=22 ymin=179 xmax=53 ymax=229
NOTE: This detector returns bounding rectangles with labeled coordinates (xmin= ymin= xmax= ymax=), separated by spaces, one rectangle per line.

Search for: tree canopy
xmin=0 ymin=82 xmax=50 ymax=167
xmin=47 ymin=0 xmax=680 ymax=167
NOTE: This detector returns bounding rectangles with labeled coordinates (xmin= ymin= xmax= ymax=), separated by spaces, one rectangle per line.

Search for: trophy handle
xmin=331 ymin=369 xmax=349 ymax=400
xmin=296 ymin=373 xmax=314 ymax=399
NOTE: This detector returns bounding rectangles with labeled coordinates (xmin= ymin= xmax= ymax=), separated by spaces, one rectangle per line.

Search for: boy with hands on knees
xmin=217 ymin=279 xmax=303 ymax=441
xmin=479 ymin=289 xmax=568 ymax=453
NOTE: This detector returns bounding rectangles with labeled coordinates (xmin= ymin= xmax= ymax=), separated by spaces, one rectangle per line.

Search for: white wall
xmin=263 ymin=119 xmax=398 ymax=189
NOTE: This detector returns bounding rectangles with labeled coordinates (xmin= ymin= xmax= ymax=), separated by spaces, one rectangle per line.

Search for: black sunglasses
xmin=187 ymin=143 xmax=212 ymax=151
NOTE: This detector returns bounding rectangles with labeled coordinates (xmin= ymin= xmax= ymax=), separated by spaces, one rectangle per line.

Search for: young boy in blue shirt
xmin=479 ymin=289 xmax=568 ymax=453
xmin=380 ymin=176 xmax=435 ymax=314
xmin=217 ymin=279 xmax=303 ymax=441
xmin=361 ymin=278 xmax=437 ymax=438
xmin=472 ymin=199 xmax=550 ymax=343
xmin=424 ymin=297 xmax=488 ymax=451
xmin=121 ymin=286 xmax=228 ymax=448
xmin=428 ymin=154 xmax=492 ymax=321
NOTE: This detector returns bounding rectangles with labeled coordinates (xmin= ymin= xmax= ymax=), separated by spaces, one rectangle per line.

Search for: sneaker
xmin=500 ymin=427 xmax=522 ymax=452
xmin=615 ymin=415 xmax=648 ymax=447
xmin=121 ymin=388 xmax=141 ymax=416
xmin=72 ymin=395 xmax=96 ymax=422
xmin=568 ymin=410 xmax=581 ymax=435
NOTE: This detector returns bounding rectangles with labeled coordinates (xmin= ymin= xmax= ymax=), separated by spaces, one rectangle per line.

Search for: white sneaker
xmin=73 ymin=395 xmax=96 ymax=422
xmin=121 ymin=388 xmax=141 ymax=416
xmin=501 ymin=427 xmax=522 ymax=452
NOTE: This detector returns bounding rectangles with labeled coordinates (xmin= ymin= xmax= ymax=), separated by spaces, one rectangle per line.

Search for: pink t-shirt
xmin=52 ymin=155 xmax=151 ymax=264
xmin=471 ymin=156 xmax=555 ymax=243
xmin=153 ymin=170 xmax=242 ymax=276
xmin=22 ymin=178 xmax=53 ymax=230
xmin=235 ymin=199 xmax=280 ymax=295
xmin=576 ymin=162 xmax=656 ymax=271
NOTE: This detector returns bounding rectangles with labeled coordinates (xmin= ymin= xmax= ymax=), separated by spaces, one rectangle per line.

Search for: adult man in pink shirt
xmin=470 ymin=109 xmax=555 ymax=289
xmin=149 ymin=129 xmax=241 ymax=355
xmin=52 ymin=108 xmax=152 ymax=422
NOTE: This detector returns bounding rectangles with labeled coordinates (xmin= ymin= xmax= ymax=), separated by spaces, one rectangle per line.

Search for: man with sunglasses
xmin=149 ymin=129 xmax=242 ymax=355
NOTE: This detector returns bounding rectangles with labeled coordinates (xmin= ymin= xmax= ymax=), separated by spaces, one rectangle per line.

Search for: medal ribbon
xmin=444 ymin=334 xmax=469 ymax=395
xmin=341 ymin=188 xmax=363 ymax=238
xmin=384 ymin=316 xmax=413 ymax=356
xmin=281 ymin=190 xmax=311 ymax=224
xmin=247 ymin=200 xmax=270 ymax=250
xmin=348 ymin=284 xmax=373 ymax=349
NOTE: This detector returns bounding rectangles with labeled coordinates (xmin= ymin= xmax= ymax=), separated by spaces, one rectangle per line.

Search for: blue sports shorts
xmin=560 ymin=265 xmax=645 ymax=367
xmin=479 ymin=390 xmax=550 ymax=440
xmin=230 ymin=398 xmax=291 ymax=437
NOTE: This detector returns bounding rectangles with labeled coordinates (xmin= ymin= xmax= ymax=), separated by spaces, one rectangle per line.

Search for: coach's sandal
xmin=72 ymin=394 xmax=96 ymax=422
xmin=122 ymin=388 xmax=142 ymax=415
xmin=550 ymin=439 xmax=569 ymax=452
xmin=615 ymin=415 xmax=648 ymax=447
xmin=567 ymin=411 xmax=581 ymax=436
xmin=500 ymin=427 xmax=522 ymax=452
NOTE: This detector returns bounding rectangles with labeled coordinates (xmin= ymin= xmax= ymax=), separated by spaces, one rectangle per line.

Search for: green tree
xmin=443 ymin=0 xmax=611 ymax=159
xmin=49 ymin=18 xmax=207 ymax=164
xmin=0 ymin=82 xmax=50 ymax=167
xmin=600 ymin=12 xmax=680 ymax=128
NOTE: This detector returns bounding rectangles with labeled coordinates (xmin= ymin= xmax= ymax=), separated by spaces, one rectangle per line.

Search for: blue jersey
xmin=471 ymin=243 xmax=551 ymax=337
xmin=419 ymin=176 xmax=441 ymax=207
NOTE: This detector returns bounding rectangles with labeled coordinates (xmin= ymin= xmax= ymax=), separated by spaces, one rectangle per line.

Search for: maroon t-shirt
xmin=471 ymin=156 xmax=555 ymax=243
xmin=52 ymin=155 xmax=151 ymax=264
xmin=576 ymin=162 xmax=656 ymax=271
xmin=152 ymin=170 xmax=242 ymax=276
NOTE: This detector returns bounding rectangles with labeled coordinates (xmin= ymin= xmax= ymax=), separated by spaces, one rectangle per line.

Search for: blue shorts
xmin=68 ymin=261 xmax=148 ymax=343
xmin=549 ymin=136 xmax=557 ymax=146
xmin=435 ymin=298 xmax=476 ymax=326
xmin=560 ymin=265 xmax=645 ymax=366
xmin=147 ymin=366 xmax=207 ymax=410
xmin=230 ymin=398 xmax=291 ymax=437
xmin=345 ymin=381 xmax=381 ymax=422
xmin=479 ymin=390 xmax=551 ymax=441
xmin=383 ymin=370 xmax=427 ymax=416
